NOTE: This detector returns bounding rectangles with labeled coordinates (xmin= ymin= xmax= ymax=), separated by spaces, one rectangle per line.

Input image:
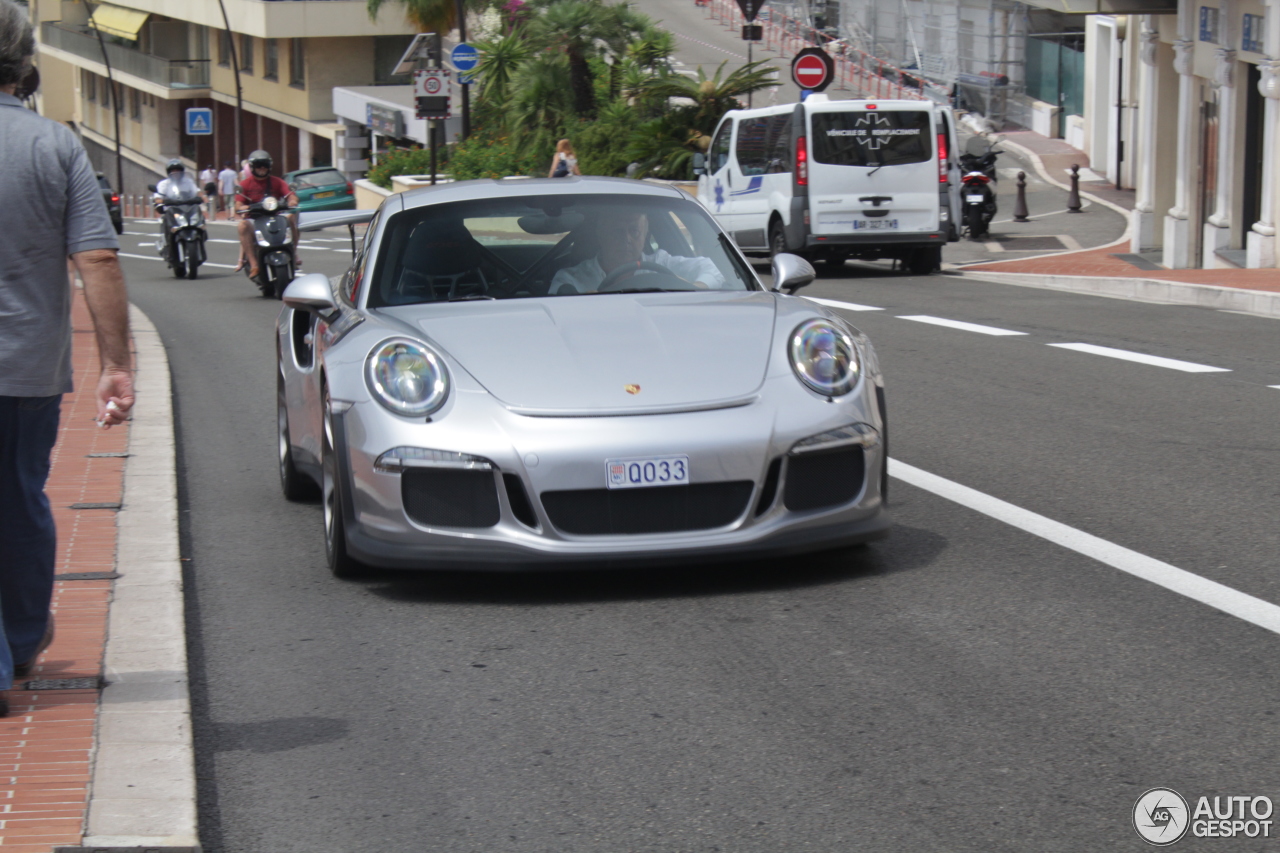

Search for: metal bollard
xmin=1067 ymin=164 xmax=1083 ymax=213
xmin=1013 ymin=171 xmax=1030 ymax=222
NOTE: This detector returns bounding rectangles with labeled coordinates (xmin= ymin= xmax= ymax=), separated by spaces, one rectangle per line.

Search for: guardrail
xmin=702 ymin=0 xmax=948 ymax=104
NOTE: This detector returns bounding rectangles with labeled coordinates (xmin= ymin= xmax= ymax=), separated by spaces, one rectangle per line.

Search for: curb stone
xmin=79 ymin=305 xmax=201 ymax=850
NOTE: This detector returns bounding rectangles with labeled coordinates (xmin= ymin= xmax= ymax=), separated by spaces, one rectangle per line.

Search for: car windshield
xmin=291 ymin=169 xmax=347 ymax=190
xmin=811 ymin=110 xmax=932 ymax=167
xmin=367 ymin=193 xmax=759 ymax=307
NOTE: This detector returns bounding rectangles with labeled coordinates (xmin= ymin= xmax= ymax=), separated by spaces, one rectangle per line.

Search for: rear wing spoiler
xmin=298 ymin=208 xmax=377 ymax=232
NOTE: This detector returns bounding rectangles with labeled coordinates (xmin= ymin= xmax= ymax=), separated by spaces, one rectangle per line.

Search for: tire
xmin=906 ymin=247 xmax=939 ymax=276
xmin=185 ymin=252 xmax=199 ymax=280
xmin=271 ymin=263 xmax=293 ymax=300
xmin=278 ymin=374 xmax=317 ymax=502
xmin=965 ymin=204 xmax=985 ymax=240
xmin=322 ymin=385 xmax=362 ymax=579
xmin=769 ymin=219 xmax=787 ymax=259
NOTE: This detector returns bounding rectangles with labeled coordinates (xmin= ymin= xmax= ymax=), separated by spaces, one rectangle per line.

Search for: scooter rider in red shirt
xmin=235 ymin=149 xmax=299 ymax=279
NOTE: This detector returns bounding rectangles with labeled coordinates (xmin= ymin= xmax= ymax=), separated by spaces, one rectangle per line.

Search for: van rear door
xmin=805 ymin=104 xmax=940 ymax=238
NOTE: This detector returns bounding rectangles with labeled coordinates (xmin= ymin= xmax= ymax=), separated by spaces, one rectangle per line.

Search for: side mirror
xmin=147 ymin=184 xmax=157 ymax=193
xmin=771 ymin=253 xmax=815 ymax=295
xmin=282 ymin=273 xmax=337 ymax=313
xmin=692 ymin=152 xmax=706 ymax=176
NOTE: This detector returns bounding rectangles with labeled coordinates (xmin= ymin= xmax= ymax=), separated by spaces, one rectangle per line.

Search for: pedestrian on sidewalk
xmin=199 ymin=163 xmax=217 ymax=218
xmin=217 ymin=161 xmax=237 ymax=219
xmin=0 ymin=0 xmax=134 ymax=716
xmin=548 ymin=139 xmax=582 ymax=178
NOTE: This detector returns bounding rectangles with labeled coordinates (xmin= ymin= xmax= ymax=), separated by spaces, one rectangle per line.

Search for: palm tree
xmin=508 ymin=52 xmax=575 ymax=149
xmin=527 ymin=0 xmax=648 ymax=117
xmin=366 ymin=0 xmax=477 ymax=33
xmin=643 ymin=59 xmax=779 ymax=128
xmin=471 ymin=33 xmax=531 ymax=106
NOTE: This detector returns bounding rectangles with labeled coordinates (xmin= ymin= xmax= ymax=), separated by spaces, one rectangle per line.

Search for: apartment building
xmin=32 ymin=0 xmax=416 ymax=196
xmin=1015 ymin=0 xmax=1280 ymax=270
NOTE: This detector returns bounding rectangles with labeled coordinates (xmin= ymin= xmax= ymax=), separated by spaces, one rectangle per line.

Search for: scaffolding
xmin=709 ymin=0 xmax=1038 ymax=128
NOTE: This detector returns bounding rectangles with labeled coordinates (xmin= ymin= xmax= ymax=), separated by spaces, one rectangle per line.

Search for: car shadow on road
xmin=360 ymin=522 xmax=946 ymax=607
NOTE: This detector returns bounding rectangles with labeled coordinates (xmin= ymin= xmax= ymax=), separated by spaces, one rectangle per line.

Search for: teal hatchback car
xmin=284 ymin=167 xmax=356 ymax=212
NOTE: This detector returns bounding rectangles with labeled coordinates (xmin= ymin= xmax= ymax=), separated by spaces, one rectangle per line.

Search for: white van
xmin=696 ymin=95 xmax=962 ymax=275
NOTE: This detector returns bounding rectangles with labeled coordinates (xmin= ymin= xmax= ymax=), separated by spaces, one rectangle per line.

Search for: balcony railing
xmin=41 ymin=22 xmax=210 ymax=89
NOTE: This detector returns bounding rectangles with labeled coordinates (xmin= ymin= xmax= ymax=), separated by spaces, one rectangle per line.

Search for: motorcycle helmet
xmin=248 ymin=150 xmax=273 ymax=171
xmin=165 ymin=158 xmax=185 ymax=175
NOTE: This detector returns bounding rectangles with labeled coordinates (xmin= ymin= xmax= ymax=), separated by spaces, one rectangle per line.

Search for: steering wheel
xmin=597 ymin=260 xmax=694 ymax=292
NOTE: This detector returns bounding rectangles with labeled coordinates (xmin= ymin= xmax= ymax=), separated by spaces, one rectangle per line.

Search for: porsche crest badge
xmin=624 ymin=384 xmax=641 ymax=395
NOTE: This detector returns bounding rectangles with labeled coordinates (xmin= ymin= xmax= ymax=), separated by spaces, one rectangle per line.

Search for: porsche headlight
xmin=365 ymin=338 xmax=449 ymax=417
xmin=788 ymin=319 xmax=860 ymax=397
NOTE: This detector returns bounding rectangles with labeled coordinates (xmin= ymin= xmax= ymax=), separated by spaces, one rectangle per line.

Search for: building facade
xmin=31 ymin=0 xmax=416 ymax=196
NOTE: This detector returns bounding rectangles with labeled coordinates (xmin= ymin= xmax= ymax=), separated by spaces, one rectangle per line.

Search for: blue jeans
xmin=0 ymin=395 xmax=61 ymax=690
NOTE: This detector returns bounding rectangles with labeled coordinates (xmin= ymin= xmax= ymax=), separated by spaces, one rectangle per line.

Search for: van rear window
xmin=811 ymin=111 xmax=931 ymax=167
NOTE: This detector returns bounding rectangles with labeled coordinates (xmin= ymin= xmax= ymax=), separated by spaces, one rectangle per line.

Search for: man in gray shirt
xmin=0 ymin=0 xmax=134 ymax=715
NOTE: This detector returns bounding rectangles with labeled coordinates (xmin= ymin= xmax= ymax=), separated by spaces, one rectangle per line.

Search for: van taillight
xmin=796 ymin=136 xmax=808 ymax=186
xmin=937 ymin=133 xmax=948 ymax=183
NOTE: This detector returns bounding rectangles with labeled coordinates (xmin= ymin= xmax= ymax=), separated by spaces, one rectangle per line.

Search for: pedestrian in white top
xmin=548 ymin=138 xmax=581 ymax=178
xmin=217 ymin=161 xmax=237 ymax=219
xmin=199 ymin=164 xmax=217 ymax=216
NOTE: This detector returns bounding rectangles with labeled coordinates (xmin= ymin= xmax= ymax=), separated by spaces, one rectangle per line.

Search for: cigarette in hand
xmin=97 ymin=400 xmax=120 ymax=429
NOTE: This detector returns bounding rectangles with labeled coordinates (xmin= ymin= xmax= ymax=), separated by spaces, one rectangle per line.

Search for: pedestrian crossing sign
xmin=185 ymin=107 xmax=213 ymax=136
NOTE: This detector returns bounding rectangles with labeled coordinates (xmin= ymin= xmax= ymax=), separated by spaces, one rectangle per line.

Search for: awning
xmin=88 ymin=3 xmax=150 ymax=41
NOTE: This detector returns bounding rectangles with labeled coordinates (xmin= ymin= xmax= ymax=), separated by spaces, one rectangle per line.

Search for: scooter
xmin=243 ymin=197 xmax=298 ymax=299
xmin=150 ymin=186 xmax=208 ymax=279
xmin=958 ymin=138 xmax=1001 ymax=240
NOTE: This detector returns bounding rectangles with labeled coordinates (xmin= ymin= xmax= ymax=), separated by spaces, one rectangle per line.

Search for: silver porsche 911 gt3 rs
xmin=278 ymin=177 xmax=889 ymax=575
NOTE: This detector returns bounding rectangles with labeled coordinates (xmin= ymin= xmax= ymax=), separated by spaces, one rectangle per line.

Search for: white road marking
xmin=208 ymin=238 xmax=240 ymax=244
xmin=897 ymin=315 xmax=1027 ymax=336
xmin=1048 ymin=343 xmax=1230 ymax=373
xmin=803 ymin=296 xmax=884 ymax=311
xmin=890 ymin=458 xmax=1280 ymax=636
xmin=1270 ymin=385 xmax=1280 ymax=390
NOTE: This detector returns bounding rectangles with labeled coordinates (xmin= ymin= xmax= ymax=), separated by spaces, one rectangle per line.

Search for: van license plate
xmin=853 ymin=219 xmax=898 ymax=231
xmin=606 ymin=455 xmax=690 ymax=489
xmin=965 ymin=194 xmax=985 ymax=203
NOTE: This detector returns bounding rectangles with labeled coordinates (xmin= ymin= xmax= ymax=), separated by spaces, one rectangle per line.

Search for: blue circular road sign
xmin=451 ymin=43 xmax=479 ymax=73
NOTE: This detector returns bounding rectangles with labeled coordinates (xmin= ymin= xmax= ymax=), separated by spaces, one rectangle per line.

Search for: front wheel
xmin=271 ymin=263 xmax=294 ymax=300
xmin=185 ymin=251 xmax=199 ymax=280
xmin=768 ymin=219 xmax=788 ymax=259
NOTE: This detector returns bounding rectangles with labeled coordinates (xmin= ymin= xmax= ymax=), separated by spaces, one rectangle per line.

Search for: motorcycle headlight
xmin=191 ymin=210 xmax=204 ymax=225
xmin=788 ymin=319 xmax=860 ymax=398
xmin=263 ymin=196 xmax=279 ymax=212
xmin=365 ymin=338 xmax=449 ymax=417
xmin=170 ymin=212 xmax=188 ymax=228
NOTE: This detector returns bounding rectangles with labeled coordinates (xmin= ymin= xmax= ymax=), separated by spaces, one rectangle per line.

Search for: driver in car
xmin=551 ymin=211 xmax=725 ymax=294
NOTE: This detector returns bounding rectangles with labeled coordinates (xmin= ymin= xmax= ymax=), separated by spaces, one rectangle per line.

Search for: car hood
xmin=404 ymin=292 xmax=778 ymax=415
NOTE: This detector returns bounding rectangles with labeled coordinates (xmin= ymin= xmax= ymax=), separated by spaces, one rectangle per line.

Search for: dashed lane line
xmin=891 ymin=458 xmax=1280 ymax=637
xmin=803 ymin=296 xmax=884 ymax=312
xmin=1048 ymin=343 xmax=1231 ymax=373
xmin=897 ymin=315 xmax=1028 ymax=336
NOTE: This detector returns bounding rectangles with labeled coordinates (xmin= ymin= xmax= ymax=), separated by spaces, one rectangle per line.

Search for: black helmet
xmin=165 ymin=158 xmax=184 ymax=174
xmin=248 ymin=150 xmax=272 ymax=170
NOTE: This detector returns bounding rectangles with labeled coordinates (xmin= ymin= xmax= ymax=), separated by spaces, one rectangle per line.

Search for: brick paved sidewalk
xmin=0 ymin=289 xmax=126 ymax=851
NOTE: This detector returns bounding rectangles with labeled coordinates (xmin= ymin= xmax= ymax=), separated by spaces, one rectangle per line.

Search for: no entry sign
xmin=791 ymin=47 xmax=835 ymax=92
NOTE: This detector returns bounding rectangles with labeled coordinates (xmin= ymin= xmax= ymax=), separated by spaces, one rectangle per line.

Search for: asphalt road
xmin=118 ymin=221 xmax=1280 ymax=852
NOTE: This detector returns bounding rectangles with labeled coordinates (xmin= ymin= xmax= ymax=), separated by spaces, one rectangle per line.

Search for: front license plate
xmin=852 ymin=218 xmax=898 ymax=231
xmin=965 ymin=194 xmax=985 ymax=203
xmin=314 ymin=191 xmax=336 ymax=199
xmin=606 ymin=455 xmax=690 ymax=489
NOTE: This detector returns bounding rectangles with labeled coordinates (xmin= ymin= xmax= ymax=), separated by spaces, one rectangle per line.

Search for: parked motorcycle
xmin=150 ymin=183 xmax=207 ymax=279
xmin=243 ymin=197 xmax=298 ymax=299
xmin=958 ymin=137 xmax=1001 ymax=240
